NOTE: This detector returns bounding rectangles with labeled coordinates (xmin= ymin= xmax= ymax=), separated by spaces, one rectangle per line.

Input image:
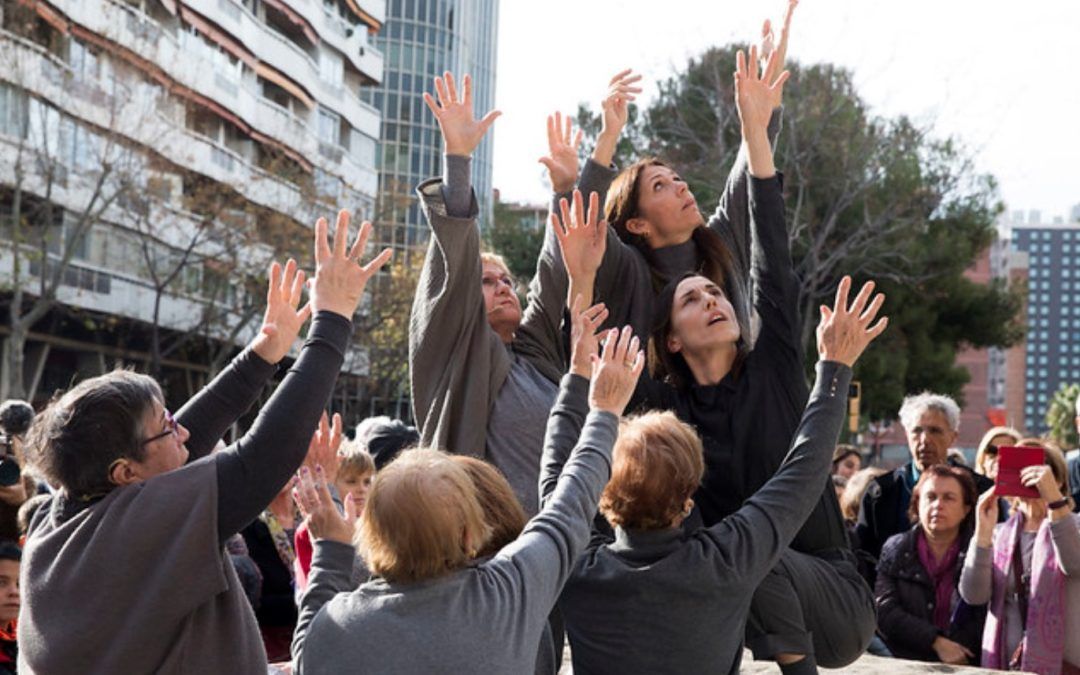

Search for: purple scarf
xmin=983 ymin=511 xmax=1068 ymax=674
xmin=916 ymin=529 xmax=962 ymax=630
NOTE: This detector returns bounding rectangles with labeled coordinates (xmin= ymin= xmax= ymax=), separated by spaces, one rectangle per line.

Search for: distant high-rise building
xmin=1070 ymin=203 xmax=1080 ymax=223
xmin=1010 ymin=222 xmax=1080 ymax=434
xmin=361 ymin=0 xmax=499 ymax=257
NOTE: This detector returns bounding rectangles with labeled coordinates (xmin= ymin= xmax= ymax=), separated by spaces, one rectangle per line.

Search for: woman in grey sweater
xmin=292 ymin=314 xmax=644 ymax=675
xmin=545 ymin=274 xmax=887 ymax=675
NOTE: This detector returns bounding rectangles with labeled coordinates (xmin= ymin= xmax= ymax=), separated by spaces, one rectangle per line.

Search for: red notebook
xmin=994 ymin=446 xmax=1044 ymax=498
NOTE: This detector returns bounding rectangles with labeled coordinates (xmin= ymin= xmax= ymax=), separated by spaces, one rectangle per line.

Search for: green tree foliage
xmin=1045 ymin=383 xmax=1080 ymax=450
xmin=485 ymin=199 xmax=545 ymax=284
xmin=575 ymin=46 xmax=1024 ymax=420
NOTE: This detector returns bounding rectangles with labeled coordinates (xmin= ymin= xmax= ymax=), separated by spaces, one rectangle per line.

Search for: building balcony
xmin=276 ymin=0 xmax=385 ymax=84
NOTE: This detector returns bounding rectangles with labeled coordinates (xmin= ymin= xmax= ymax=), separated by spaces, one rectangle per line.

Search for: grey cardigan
xmin=546 ymin=361 xmax=852 ymax=675
xmin=291 ymin=375 xmax=617 ymax=674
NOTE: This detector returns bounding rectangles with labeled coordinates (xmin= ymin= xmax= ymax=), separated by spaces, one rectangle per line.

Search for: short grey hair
xmin=898 ymin=392 xmax=961 ymax=433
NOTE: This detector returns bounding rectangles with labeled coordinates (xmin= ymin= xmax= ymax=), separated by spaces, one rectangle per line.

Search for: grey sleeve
xmin=175 ymin=348 xmax=277 ymax=461
xmin=214 ymin=312 xmax=351 ymax=542
xmin=538 ymin=373 xmax=591 ymax=508
xmin=958 ymin=540 xmax=994 ymax=606
xmin=1051 ymin=514 xmax=1080 ymax=576
xmin=491 ymin=410 xmax=617 ymax=610
xmin=440 ymin=153 xmax=473 ymax=219
xmin=706 ymin=106 xmax=783 ymax=281
xmin=702 ymin=360 xmax=850 ymax=582
xmin=292 ymin=539 xmax=356 ymax=668
xmin=747 ymin=174 xmax=802 ymax=355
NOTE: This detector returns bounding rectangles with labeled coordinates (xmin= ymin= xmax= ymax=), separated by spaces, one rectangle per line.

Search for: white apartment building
xmin=0 ymin=0 xmax=384 ymax=412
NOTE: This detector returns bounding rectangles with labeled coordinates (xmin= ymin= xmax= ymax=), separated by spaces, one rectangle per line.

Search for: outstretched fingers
xmin=332 ymin=210 xmax=350 ymax=257
xmin=348 ymin=220 xmax=372 ymax=261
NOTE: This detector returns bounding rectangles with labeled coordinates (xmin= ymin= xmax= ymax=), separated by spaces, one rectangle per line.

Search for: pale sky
xmin=491 ymin=1 xmax=1080 ymax=221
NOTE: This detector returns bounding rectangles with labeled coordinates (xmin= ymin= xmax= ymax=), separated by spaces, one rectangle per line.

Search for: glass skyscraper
xmin=362 ymin=0 xmax=499 ymax=257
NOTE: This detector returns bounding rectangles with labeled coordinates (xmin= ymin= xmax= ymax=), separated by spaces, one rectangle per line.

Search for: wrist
xmin=249 ymin=335 xmax=283 ymax=365
xmin=444 ymin=143 xmax=472 ymax=157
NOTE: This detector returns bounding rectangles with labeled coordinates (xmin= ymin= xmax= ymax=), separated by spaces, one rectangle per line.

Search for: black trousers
xmin=745 ymin=548 xmax=876 ymax=669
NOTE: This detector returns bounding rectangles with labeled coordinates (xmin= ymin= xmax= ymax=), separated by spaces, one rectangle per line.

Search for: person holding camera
xmin=0 ymin=401 xmax=36 ymax=543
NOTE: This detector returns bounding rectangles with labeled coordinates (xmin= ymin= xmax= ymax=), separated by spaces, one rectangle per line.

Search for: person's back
xmin=561 ymin=529 xmax=756 ymax=674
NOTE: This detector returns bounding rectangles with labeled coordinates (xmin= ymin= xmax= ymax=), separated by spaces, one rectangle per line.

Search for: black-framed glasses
xmin=141 ymin=409 xmax=179 ymax=446
xmin=985 ymin=444 xmax=1000 ymax=457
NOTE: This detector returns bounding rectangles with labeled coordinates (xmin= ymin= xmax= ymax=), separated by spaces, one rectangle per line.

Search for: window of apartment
xmin=0 ymin=84 xmax=28 ymax=139
xmin=351 ymin=130 xmax=376 ymax=167
xmin=313 ymin=167 xmax=342 ymax=201
xmin=318 ymin=107 xmax=340 ymax=145
xmin=318 ymin=50 xmax=344 ymax=89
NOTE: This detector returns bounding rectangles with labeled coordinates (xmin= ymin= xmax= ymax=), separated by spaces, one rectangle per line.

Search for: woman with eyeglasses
xmin=974 ymin=426 xmax=1023 ymax=482
xmin=18 ymin=216 xmax=391 ymax=674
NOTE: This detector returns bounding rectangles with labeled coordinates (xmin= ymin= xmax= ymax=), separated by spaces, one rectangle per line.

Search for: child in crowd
xmin=0 ymin=542 xmax=21 ymax=674
xmin=294 ymin=439 xmax=376 ymax=592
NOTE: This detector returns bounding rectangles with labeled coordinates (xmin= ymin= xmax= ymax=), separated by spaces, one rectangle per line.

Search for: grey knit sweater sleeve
xmin=701 ymin=360 xmax=850 ymax=582
xmin=490 ymin=407 xmax=617 ymax=614
xmin=706 ymin=106 xmax=783 ymax=281
xmin=292 ymin=540 xmax=356 ymax=669
xmin=538 ymin=373 xmax=590 ymax=507
xmin=409 ymin=173 xmax=511 ymax=457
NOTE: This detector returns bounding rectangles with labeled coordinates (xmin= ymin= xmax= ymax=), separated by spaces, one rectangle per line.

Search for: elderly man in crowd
xmin=855 ymin=393 xmax=992 ymax=581
xmin=1069 ymin=396 xmax=1080 ymax=512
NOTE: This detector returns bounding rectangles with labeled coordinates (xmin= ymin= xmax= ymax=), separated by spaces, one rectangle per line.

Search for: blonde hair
xmin=1016 ymin=437 xmax=1074 ymax=509
xmin=337 ymin=438 xmax=375 ymax=479
xmin=480 ymin=251 xmax=511 ymax=278
xmin=841 ymin=467 xmax=888 ymax=522
xmin=451 ymin=456 xmax=526 ymax=557
xmin=357 ymin=448 xmax=491 ymax=583
xmin=973 ymin=426 xmax=1022 ymax=476
xmin=599 ymin=411 xmax=705 ymax=530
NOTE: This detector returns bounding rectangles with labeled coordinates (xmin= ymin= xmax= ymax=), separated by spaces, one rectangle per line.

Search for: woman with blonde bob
xmin=291 ymin=309 xmax=644 ymax=674
xmin=548 ymin=274 xmax=886 ymax=675
xmin=960 ymin=438 xmax=1080 ymax=673
xmin=974 ymin=426 xmax=1023 ymax=482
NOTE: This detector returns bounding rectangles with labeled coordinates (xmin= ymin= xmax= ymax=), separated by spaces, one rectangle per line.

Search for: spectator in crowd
xmin=833 ymin=445 xmax=862 ymax=480
xmin=1070 ymin=397 xmax=1080 ymax=512
xmin=16 ymin=494 xmax=49 ymax=542
xmin=290 ymin=307 xmax=640 ymax=674
xmin=832 ymin=474 xmax=848 ymax=501
xmin=18 ymin=219 xmax=391 ymax=672
xmin=974 ymin=426 xmax=1023 ymax=482
xmin=0 ymin=542 xmax=19 ymax=675
xmin=875 ymin=465 xmax=986 ymax=664
xmin=856 ymin=393 xmax=994 ymax=574
xmin=842 ymin=468 xmax=888 ymax=526
xmin=355 ymin=416 xmax=418 ymax=471
xmin=295 ymin=429 xmax=376 ymax=592
xmin=0 ymin=400 xmax=38 ymax=543
xmin=960 ymin=439 xmax=1080 ymax=673
xmin=552 ymin=273 xmax=885 ymax=675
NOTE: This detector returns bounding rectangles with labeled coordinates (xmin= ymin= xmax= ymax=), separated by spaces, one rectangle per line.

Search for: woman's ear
xmin=666 ymin=335 xmax=682 ymax=354
xmin=625 ymin=217 xmax=651 ymax=239
xmin=108 ymin=458 xmax=140 ymax=487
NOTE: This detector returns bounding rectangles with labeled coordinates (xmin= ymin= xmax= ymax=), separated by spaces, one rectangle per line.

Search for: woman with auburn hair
xmin=18 ymin=216 xmax=391 ymax=674
xmin=290 ymin=310 xmax=644 ymax=674
xmin=974 ymin=426 xmax=1023 ymax=481
xmin=960 ymin=439 xmax=1080 ymax=674
xmin=451 ymin=456 xmax=527 ymax=558
xmin=875 ymin=465 xmax=986 ymax=664
xmin=545 ymin=273 xmax=885 ymax=674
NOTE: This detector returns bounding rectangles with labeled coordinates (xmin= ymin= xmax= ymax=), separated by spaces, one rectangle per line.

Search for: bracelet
xmin=1047 ymin=496 xmax=1070 ymax=510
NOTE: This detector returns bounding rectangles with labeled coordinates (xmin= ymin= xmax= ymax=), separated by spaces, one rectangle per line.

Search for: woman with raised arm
xmin=542 ymin=277 xmax=885 ymax=675
xmin=541 ymin=0 xmax=798 ymax=327
xmin=959 ymin=440 xmax=1080 ymax=673
xmin=291 ymin=317 xmax=643 ymax=674
xmin=409 ymin=72 xmax=608 ymax=516
xmin=18 ymin=215 xmax=390 ymax=674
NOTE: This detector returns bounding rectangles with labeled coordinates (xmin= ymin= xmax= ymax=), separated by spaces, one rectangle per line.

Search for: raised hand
xmin=251 ymin=258 xmax=312 ymax=364
xmin=734 ymin=45 xmax=790 ymax=139
xmin=538 ymin=112 xmax=583 ymax=194
xmin=310 ymin=210 xmax=393 ymax=320
xmin=422 ymin=72 xmax=500 ymax=157
xmin=594 ymin=69 xmax=642 ymax=168
xmin=553 ymin=189 xmax=607 ymax=285
xmin=760 ymin=0 xmax=799 ymax=87
xmin=302 ymin=411 xmax=344 ymax=484
xmin=293 ymin=465 xmax=357 ymax=545
xmin=588 ymin=326 xmax=644 ymax=416
xmin=974 ymin=488 xmax=999 ymax=547
xmin=1020 ymin=464 xmax=1065 ymax=504
xmin=569 ymin=294 xmax=609 ymax=378
xmin=815 ymin=276 xmax=888 ymax=367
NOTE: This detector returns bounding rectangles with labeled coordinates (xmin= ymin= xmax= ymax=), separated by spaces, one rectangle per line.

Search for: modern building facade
xmin=1005 ymin=212 xmax=1080 ymax=435
xmin=361 ymin=0 xmax=498 ymax=257
xmin=0 ymin=0 xmax=384 ymax=413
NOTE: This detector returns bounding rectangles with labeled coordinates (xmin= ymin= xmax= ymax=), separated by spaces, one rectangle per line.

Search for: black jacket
xmin=875 ymin=526 xmax=986 ymax=662
xmin=856 ymin=461 xmax=993 ymax=577
xmin=1069 ymin=453 xmax=1080 ymax=513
